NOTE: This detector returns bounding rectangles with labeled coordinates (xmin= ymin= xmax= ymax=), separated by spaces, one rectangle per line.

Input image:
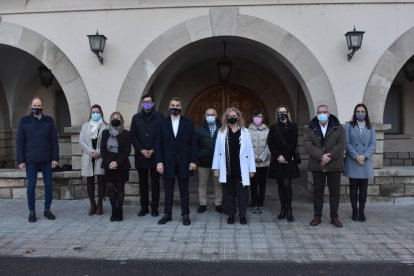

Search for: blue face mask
xmin=91 ymin=113 xmax=102 ymax=122
xmin=206 ymin=115 xmax=216 ymax=124
xmin=356 ymin=113 xmax=366 ymax=121
xmin=317 ymin=113 xmax=328 ymax=122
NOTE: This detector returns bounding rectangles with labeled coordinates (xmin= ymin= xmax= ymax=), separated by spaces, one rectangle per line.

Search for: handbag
xmin=275 ymin=125 xmax=301 ymax=164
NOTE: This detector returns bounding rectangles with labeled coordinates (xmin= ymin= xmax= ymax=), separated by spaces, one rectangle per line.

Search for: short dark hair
xmin=169 ymin=97 xmax=181 ymax=104
xmin=141 ymin=94 xmax=153 ymax=102
xmin=251 ymin=109 xmax=262 ymax=117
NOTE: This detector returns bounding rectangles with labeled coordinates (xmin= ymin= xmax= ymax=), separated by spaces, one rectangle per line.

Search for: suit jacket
xmin=155 ymin=116 xmax=197 ymax=179
xmin=343 ymin=122 xmax=376 ymax=179
xmin=212 ymin=127 xmax=256 ymax=186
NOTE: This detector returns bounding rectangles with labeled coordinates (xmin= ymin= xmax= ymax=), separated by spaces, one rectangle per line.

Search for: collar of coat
xmin=248 ymin=123 xmax=268 ymax=131
xmin=202 ymin=119 xmax=222 ymax=129
xmin=306 ymin=114 xmax=341 ymax=137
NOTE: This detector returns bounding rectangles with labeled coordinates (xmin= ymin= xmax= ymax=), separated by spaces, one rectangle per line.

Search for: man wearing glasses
xmin=195 ymin=108 xmax=223 ymax=214
xmin=304 ymin=104 xmax=345 ymax=228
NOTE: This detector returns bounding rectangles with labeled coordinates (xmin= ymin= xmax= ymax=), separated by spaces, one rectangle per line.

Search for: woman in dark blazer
xmin=100 ymin=111 xmax=131 ymax=222
xmin=344 ymin=103 xmax=376 ymax=222
xmin=267 ymin=105 xmax=300 ymax=222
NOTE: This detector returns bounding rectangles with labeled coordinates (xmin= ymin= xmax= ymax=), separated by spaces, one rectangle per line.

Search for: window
xmin=55 ymin=90 xmax=71 ymax=138
xmin=384 ymin=85 xmax=403 ymax=134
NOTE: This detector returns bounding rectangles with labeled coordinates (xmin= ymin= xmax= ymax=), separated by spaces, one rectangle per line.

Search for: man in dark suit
xmin=155 ymin=97 xmax=197 ymax=226
xmin=130 ymin=94 xmax=164 ymax=217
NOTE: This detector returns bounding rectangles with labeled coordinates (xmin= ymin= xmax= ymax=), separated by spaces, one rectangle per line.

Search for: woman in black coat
xmin=267 ymin=105 xmax=300 ymax=222
xmin=100 ymin=111 xmax=131 ymax=222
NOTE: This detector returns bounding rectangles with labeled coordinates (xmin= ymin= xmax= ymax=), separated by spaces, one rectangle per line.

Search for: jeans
xmin=26 ymin=162 xmax=53 ymax=212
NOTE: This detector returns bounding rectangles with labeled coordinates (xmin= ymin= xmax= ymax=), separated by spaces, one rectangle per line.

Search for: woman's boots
xmin=350 ymin=182 xmax=367 ymax=222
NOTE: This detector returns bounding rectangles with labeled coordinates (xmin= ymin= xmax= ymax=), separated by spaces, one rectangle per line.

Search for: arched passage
xmin=363 ymin=26 xmax=414 ymax=123
xmin=0 ymin=21 xmax=90 ymax=126
xmin=117 ymin=8 xmax=335 ymax=125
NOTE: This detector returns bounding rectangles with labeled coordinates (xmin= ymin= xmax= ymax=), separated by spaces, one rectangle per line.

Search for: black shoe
xmin=151 ymin=209 xmax=159 ymax=217
xmin=110 ymin=207 xmax=116 ymax=222
xmin=137 ymin=208 xmax=149 ymax=217
xmin=227 ymin=214 xmax=235 ymax=224
xmin=277 ymin=209 xmax=286 ymax=220
xmin=116 ymin=207 xmax=123 ymax=222
xmin=28 ymin=211 xmax=36 ymax=223
xmin=352 ymin=209 xmax=359 ymax=221
xmin=197 ymin=205 xmax=207 ymax=213
xmin=182 ymin=215 xmax=191 ymax=226
xmin=158 ymin=215 xmax=172 ymax=225
xmin=240 ymin=217 xmax=247 ymax=225
xmin=44 ymin=210 xmax=56 ymax=220
xmin=215 ymin=205 xmax=224 ymax=213
xmin=359 ymin=210 xmax=366 ymax=222
xmin=286 ymin=208 xmax=294 ymax=222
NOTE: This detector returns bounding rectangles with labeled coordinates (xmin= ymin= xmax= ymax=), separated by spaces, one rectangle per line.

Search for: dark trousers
xmin=223 ymin=175 xmax=249 ymax=218
xmin=26 ymin=162 xmax=53 ymax=212
xmin=106 ymin=181 xmax=125 ymax=208
xmin=312 ymin=171 xmax=341 ymax=218
xmin=276 ymin=178 xmax=293 ymax=209
xmin=86 ymin=175 xmax=105 ymax=203
xmin=138 ymin=168 xmax=160 ymax=210
xmin=163 ymin=177 xmax=190 ymax=216
xmin=250 ymin=167 xmax=268 ymax=207
xmin=349 ymin=178 xmax=368 ymax=211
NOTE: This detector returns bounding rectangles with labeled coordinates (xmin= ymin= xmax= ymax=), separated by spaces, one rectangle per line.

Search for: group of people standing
xmin=17 ymin=96 xmax=375 ymax=228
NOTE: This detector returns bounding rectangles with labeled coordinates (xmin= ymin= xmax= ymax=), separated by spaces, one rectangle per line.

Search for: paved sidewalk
xmin=1 ymin=199 xmax=414 ymax=263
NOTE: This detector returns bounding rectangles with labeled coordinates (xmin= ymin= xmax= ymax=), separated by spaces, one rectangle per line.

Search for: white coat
xmin=79 ymin=121 xmax=107 ymax=177
xmin=212 ymin=127 xmax=256 ymax=186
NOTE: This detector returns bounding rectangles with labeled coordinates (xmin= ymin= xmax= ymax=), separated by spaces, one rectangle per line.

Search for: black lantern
xmin=38 ymin=65 xmax=53 ymax=88
xmin=87 ymin=30 xmax=107 ymax=64
xmin=217 ymin=41 xmax=232 ymax=83
xmin=344 ymin=26 xmax=365 ymax=61
xmin=404 ymin=56 xmax=414 ymax=81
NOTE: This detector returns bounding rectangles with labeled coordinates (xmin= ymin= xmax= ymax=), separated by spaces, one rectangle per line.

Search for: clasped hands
xmin=156 ymin=162 xmax=197 ymax=175
xmin=109 ymin=161 xmax=118 ymax=170
xmin=320 ymin=153 xmax=331 ymax=166
xmin=140 ymin=149 xmax=154 ymax=159
xmin=277 ymin=155 xmax=288 ymax=164
xmin=355 ymin=155 xmax=366 ymax=165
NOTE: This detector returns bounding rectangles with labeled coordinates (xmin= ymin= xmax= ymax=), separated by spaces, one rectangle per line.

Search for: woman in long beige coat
xmin=79 ymin=104 xmax=108 ymax=215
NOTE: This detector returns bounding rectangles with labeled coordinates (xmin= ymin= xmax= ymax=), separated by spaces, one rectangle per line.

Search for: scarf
xmin=89 ymin=119 xmax=103 ymax=139
xmin=107 ymin=126 xmax=122 ymax=153
xmin=357 ymin=121 xmax=366 ymax=135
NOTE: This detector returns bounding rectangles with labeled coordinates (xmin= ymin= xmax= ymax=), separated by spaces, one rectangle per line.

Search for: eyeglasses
xmin=142 ymin=100 xmax=153 ymax=104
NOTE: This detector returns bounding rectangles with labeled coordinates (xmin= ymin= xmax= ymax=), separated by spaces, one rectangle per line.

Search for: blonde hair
xmin=275 ymin=105 xmax=292 ymax=123
xmin=220 ymin=107 xmax=245 ymax=131
xmin=110 ymin=111 xmax=125 ymax=126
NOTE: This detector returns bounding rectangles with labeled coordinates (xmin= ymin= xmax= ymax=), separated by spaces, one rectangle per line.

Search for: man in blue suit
xmin=155 ymin=97 xmax=197 ymax=226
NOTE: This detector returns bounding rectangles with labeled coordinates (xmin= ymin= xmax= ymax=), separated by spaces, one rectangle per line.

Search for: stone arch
xmin=0 ymin=21 xmax=90 ymax=126
xmin=117 ymin=8 xmax=335 ymax=125
xmin=363 ymin=26 xmax=414 ymax=123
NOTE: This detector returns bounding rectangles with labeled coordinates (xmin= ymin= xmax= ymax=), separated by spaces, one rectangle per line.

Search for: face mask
xmin=356 ymin=113 xmax=366 ymax=121
xmin=277 ymin=113 xmax=288 ymax=122
xmin=91 ymin=113 xmax=101 ymax=122
xmin=111 ymin=119 xmax=121 ymax=127
xmin=317 ymin=113 xmax=328 ymax=123
xmin=206 ymin=115 xmax=216 ymax=124
xmin=253 ymin=117 xmax=263 ymax=126
xmin=31 ymin=108 xmax=42 ymax=115
xmin=227 ymin=117 xmax=237 ymax=125
xmin=143 ymin=102 xmax=153 ymax=111
xmin=169 ymin=108 xmax=181 ymax=116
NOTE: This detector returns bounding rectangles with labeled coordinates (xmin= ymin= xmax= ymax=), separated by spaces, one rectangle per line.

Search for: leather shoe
xmin=158 ymin=215 xmax=172 ymax=225
xmin=28 ymin=211 xmax=36 ymax=223
xmin=330 ymin=217 xmax=343 ymax=228
xmin=197 ymin=205 xmax=207 ymax=213
xmin=44 ymin=209 xmax=56 ymax=220
xmin=151 ymin=209 xmax=159 ymax=217
xmin=352 ymin=209 xmax=359 ymax=221
xmin=240 ymin=217 xmax=247 ymax=225
xmin=277 ymin=209 xmax=286 ymax=220
xmin=310 ymin=216 xmax=321 ymax=226
xmin=137 ymin=208 xmax=149 ymax=217
xmin=227 ymin=214 xmax=235 ymax=224
xmin=215 ymin=205 xmax=224 ymax=213
xmin=182 ymin=215 xmax=191 ymax=226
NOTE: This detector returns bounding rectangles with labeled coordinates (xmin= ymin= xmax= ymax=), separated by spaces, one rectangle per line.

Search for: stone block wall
xmin=383 ymin=152 xmax=414 ymax=167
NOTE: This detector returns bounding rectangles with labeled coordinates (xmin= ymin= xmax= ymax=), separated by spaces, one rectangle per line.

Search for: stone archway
xmin=363 ymin=26 xmax=414 ymax=123
xmin=0 ymin=22 xmax=90 ymax=126
xmin=117 ymin=7 xmax=335 ymax=126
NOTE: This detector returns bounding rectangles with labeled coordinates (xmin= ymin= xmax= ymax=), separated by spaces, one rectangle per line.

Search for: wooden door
xmin=186 ymin=84 xmax=267 ymax=127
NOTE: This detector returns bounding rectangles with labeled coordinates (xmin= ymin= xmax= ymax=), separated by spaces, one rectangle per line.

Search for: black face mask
xmin=169 ymin=108 xmax=181 ymax=116
xmin=31 ymin=108 xmax=43 ymax=115
xmin=277 ymin=113 xmax=288 ymax=122
xmin=227 ymin=117 xmax=237 ymax=125
xmin=111 ymin=119 xmax=121 ymax=127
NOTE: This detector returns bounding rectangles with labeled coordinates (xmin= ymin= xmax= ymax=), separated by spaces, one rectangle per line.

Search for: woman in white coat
xmin=344 ymin=103 xmax=376 ymax=222
xmin=212 ymin=107 xmax=256 ymax=225
xmin=79 ymin=104 xmax=108 ymax=215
